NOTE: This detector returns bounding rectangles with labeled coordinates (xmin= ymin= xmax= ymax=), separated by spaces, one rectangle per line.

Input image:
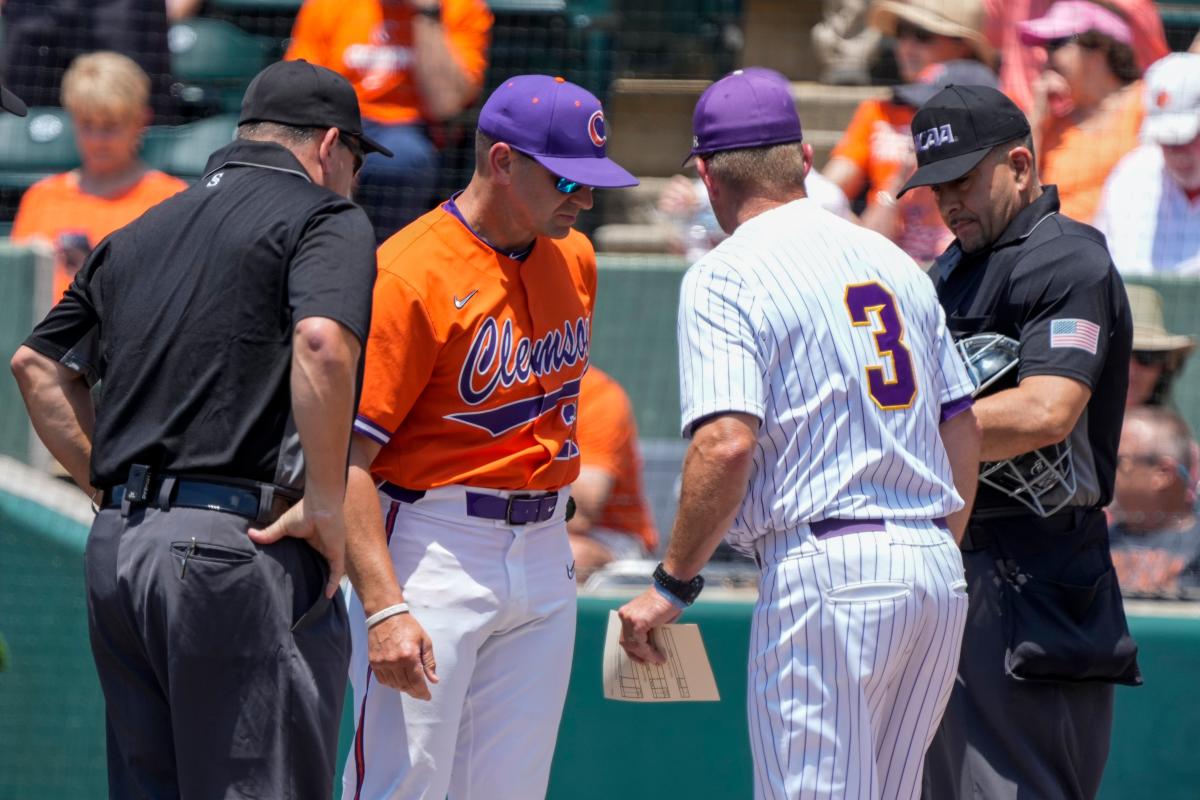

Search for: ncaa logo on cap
xmin=588 ymin=110 xmax=607 ymax=147
xmin=915 ymin=123 xmax=957 ymax=152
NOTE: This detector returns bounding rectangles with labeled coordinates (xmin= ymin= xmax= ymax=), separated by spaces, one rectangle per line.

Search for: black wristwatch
xmin=653 ymin=562 xmax=705 ymax=606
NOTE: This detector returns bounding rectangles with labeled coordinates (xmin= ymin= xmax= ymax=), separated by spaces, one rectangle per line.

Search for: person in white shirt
xmin=1094 ymin=52 xmax=1200 ymax=275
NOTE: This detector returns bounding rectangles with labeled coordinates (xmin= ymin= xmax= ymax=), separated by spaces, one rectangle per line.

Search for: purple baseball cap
xmin=477 ymin=74 xmax=637 ymax=189
xmin=685 ymin=67 xmax=803 ymax=165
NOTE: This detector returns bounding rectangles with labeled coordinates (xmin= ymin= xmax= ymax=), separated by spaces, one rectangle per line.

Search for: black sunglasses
xmin=895 ymin=21 xmax=935 ymax=43
xmin=1044 ymin=34 xmax=1079 ymax=52
xmin=554 ymin=175 xmax=586 ymax=194
xmin=1133 ymin=350 xmax=1173 ymax=368
xmin=1132 ymin=350 xmax=1171 ymax=369
xmin=338 ymin=132 xmax=365 ymax=174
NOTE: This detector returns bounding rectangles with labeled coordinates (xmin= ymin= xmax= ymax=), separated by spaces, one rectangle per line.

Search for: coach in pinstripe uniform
xmin=901 ymin=86 xmax=1141 ymax=800
xmin=617 ymin=67 xmax=983 ymax=800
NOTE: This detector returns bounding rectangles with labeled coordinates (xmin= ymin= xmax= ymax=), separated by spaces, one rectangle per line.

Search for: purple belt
xmin=811 ymin=517 xmax=949 ymax=538
xmin=380 ymin=483 xmax=559 ymax=526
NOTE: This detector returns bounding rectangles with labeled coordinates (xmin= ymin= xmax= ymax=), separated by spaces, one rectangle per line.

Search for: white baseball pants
xmin=341 ymin=486 xmax=577 ymax=800
xmin=749 ymin=520 xmax=968 ymax=800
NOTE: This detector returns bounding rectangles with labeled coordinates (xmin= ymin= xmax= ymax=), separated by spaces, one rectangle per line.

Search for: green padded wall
xmin=0 ymin=243 xmax=50 ymax=464
xmin=592 ymin=255 xmax=688 ymax=440
xmin=0 ymin=484 xmax=105 ymax=799
xmin=4 ymin=486 xmax=1200 ymax=800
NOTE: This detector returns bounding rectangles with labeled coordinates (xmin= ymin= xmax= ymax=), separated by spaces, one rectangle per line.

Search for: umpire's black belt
xmin=102 ymin=465 xmax=297 ymax=524
xmin=960 ymin=506 xmax=1086 ymax=551
xmin=380 ymin=482 xmax=559 ymax=525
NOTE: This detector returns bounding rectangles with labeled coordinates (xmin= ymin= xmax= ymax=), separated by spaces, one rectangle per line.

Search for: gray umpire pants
xmin=922 ymin=516 xmax=1115 ymax=800
xmin=85 ymin=505 xmax=350 ymax=799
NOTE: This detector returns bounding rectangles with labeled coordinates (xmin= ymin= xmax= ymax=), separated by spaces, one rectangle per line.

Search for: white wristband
xmin=365 ymin=603 xmax=410 ymax=628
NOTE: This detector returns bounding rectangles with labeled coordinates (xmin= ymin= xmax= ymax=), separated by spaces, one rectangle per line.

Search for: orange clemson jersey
xmin=354 ymin=199 xmax=596 ymax=491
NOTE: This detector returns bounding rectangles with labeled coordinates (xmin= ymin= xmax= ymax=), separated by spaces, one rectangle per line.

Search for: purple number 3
xmin=844 ymin=281 xmax=918 ymax=410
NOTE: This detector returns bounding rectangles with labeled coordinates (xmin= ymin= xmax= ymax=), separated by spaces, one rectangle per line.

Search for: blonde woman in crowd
xmin=12 ymin=51 xmax=186 ymax=302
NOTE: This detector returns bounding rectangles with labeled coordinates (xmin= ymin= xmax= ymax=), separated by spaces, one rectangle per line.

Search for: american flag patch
xmin=1049 ymin=318 xmax=1100 ymax=354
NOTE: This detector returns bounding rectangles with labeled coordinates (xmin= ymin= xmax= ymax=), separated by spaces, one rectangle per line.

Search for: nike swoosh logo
xmin=454 ymin=290 xmax=479 ymax=309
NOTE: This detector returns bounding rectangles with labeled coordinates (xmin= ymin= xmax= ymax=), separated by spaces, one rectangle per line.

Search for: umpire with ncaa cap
xmin=11 ymin=59 xmax=387 ymax=797
xmin=900 ymin=86 xmax=1141 ymax=800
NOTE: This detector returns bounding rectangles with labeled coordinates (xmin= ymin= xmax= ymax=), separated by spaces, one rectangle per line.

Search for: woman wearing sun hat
xmin=1126 ymin=284 xmax=1196 ymax=409
xmin=824 ymin=0 xmax=995 ymax=265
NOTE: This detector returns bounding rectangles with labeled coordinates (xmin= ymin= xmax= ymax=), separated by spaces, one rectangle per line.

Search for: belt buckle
xmin=504 ymin=494 xmax=557 ymax=526
xmin=505 ymin=495 xmax=528 ymax=526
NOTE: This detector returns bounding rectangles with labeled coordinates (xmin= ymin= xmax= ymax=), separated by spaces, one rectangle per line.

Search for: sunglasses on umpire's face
xmin=338 ymin=132 xmax=365 ymax=174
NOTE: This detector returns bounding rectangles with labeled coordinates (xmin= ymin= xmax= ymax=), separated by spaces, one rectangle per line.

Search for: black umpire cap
xmin=1 ymin=83 xmax=27 ymax=117
xmin=898 ymin=85 xmax=1030 ymax=197
xmin=239 ymin=59 xmax=393 ymax=157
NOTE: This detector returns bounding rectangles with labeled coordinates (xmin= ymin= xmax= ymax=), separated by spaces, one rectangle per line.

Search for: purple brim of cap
xmin=527 ymin=152 xmax=639 ymax=188
xmin=681 ymin=130 xmax=803 ymax=167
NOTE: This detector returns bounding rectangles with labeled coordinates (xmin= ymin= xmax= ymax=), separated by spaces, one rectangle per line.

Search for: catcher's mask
xmin=955 ymin=333 xmax=1077 ymax=517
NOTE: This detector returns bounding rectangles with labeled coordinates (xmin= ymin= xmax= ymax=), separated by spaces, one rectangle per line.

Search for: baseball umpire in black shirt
xmin=10 ymin=60 xmax=389 ymax=797
xmin=899 ymin=86 xmax=1141 ymax=800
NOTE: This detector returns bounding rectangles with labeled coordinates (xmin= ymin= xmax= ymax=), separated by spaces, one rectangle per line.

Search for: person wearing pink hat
xmin=1019 ymin=0 xmax=1147 ymax=223
xmin=983 ymin=0 xmax=1168 ymax=114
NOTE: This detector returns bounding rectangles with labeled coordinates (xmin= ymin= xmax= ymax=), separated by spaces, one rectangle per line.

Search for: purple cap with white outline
xmin=477 ymin=74 xmax=638 ymax=189
xmin=685 ymin=67 xmax=803 ymax=164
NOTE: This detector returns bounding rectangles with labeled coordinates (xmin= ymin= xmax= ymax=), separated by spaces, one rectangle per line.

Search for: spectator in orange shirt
xmin=286 ymin=0 xmax=493 ymax=241
xmin=11 ymin=52 xmax=186 ymax=303
xmin=569 ymin=366 xmax=659 ymax=582
xmin=1020 ymin=0 xmax=1145 ymax=222
xmin=824 ymin=0 xmax=994 ymax=265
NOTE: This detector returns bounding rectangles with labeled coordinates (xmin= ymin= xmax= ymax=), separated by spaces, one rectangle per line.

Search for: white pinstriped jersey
xmin=678 ymin=198 xmax=975 ymax=552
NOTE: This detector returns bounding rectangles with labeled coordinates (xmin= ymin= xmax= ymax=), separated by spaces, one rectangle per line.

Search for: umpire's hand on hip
xmin=249 ymin=497 xmax=347 ymax=599
xmin=368 ymin=612 xmax=439 ymax=700
xmin=618 ymin=588 xmax=682 ymax=665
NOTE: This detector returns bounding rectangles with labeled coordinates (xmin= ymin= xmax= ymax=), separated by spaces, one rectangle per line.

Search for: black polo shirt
xmin=23 ymin=140 xmax=377 ymax=490
xmin=934 ymin=185 xmax=1131 ymax=515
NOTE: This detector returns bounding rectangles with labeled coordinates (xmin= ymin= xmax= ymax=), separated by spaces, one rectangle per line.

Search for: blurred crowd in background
xmin=2 ymin=0 xmax=1200 ymax=598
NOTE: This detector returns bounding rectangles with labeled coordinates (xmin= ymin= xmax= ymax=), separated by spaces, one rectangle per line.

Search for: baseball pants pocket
xmin=825 ymin=580 xmax=912 ymax=603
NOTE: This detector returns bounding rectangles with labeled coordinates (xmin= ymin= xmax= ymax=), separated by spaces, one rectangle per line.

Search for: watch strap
xmin=653 ymin=562 xmax=704 ymax=606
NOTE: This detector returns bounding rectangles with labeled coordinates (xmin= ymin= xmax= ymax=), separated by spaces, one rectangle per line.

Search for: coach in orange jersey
xmin=340 ymin=74 xmax=637 ymax=799
xmin=569 ymin=366 xmax=660 ymax=582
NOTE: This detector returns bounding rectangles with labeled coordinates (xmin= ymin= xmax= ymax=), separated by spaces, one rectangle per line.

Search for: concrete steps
xmin=594 ymin=78 xmax=889 ymax=252
xmin=606 ymin=78 xmax=887 ymax=178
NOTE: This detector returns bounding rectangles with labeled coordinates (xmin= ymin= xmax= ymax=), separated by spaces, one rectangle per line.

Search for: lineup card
xmin=602 ymin=610 xmax=720 ymax=702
